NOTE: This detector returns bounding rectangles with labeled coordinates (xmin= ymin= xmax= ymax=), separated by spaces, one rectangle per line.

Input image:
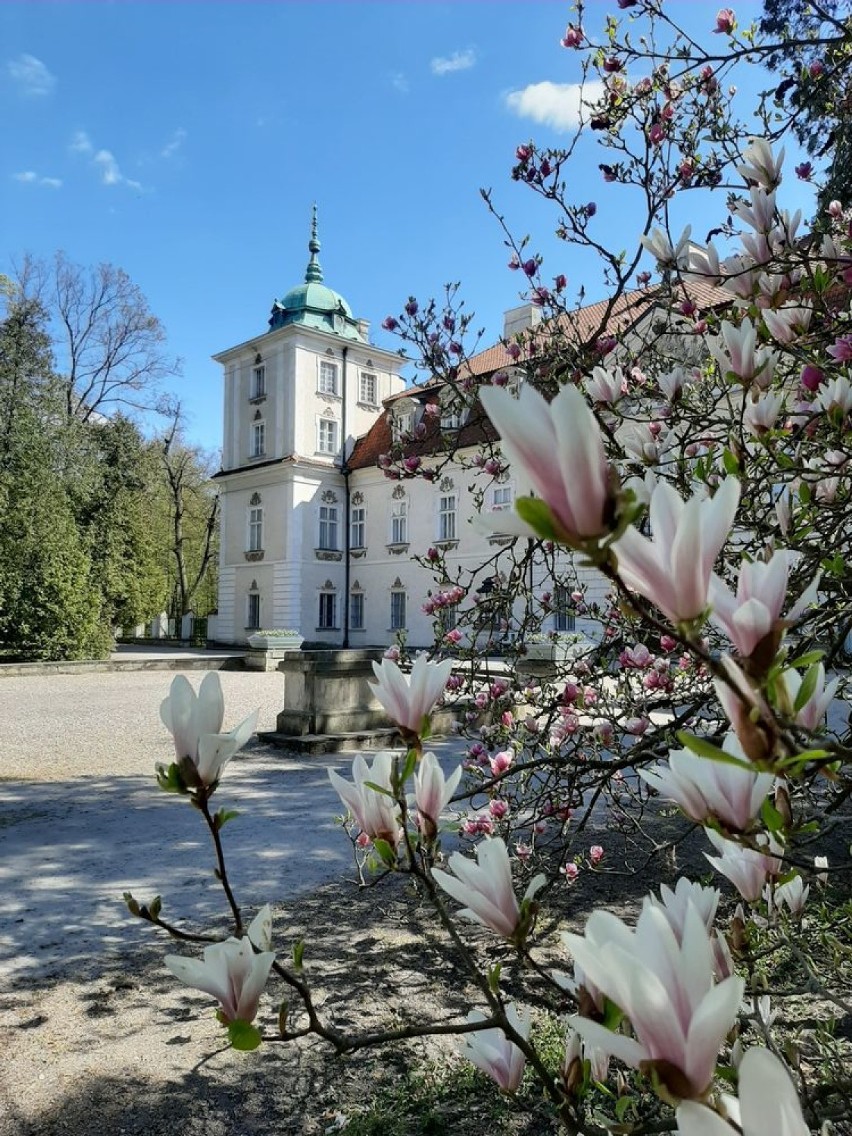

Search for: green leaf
xmin=788 ymin=649 xmax=824 ymax=669
xmin=601 ymin=997 xmax=624 ymax=1031
xmin=372 ymin=838 xmax=397 ymax=868
xmin=123 ymin=892 xmax=140 ymax=917
xmin=398 ymin=749 xmax=417 ymax=788
xmin=515 ymin=496 xmax=560 ymax=541
xmin=292 ymin=940 xmax=305 ymax=971
xmin=156 ymin=761 xmax=187 ymax=794
xmin=792 ymin=663 xmax=820 ymax=714
xmin=214 ymin=808 xmax=240 ymax=830
xmin=761 ymin=798 xmax=784 ymax=833
xmin=363 ymin=780 xmax=394 ymax=798
xmin=148 ymin=895 xmax=162 ymax=920
xmin=675 ymin=732 xmax=752 ymax=770
xmin=227 ymin=1019 xmax=262 ymax=1051
xmin=722 ymin=449 xmax=740 ymax=476
xmin=488 ymin=962 xmax=502 ymax=993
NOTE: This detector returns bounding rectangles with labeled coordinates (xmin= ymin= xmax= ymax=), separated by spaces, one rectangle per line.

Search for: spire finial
xmin=305 ymin=203 xmax=323 ymax=283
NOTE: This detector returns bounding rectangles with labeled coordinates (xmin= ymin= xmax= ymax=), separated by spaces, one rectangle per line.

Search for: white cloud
xmin=390 ymin=72 xmax=409 ymax=94
xmin=431 ymin=49 xmax=476 ymax=77
xmin=160 ymin=127 xmax=187 ymax=159
xmin=7 ymin=53 xmax=56 ymax=96
xmin=13 ymin=170 xmax=62 ymax=188
xmin=69 ymin=131 xmax=143 ymax=191
xmin=504 ymin=80 xmax=607 ymax=132
xmin=69 ymin=130 xmax=93 ymax=155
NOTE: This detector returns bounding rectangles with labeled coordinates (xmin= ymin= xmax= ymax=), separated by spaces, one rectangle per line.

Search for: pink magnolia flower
xmin=615 ymin=478 xmax=740 ymax=625
xmin=477 ymin=383 xmax=612 ymax=549
xmin=713 ymin=656 xmax=776 ymax=762
xmin=705 ymin=830 xmax=781 ymax=902
xmin=773 ymin=874 xmax=809 ymax=918
xmin=413 ymin=752 xmax=462 ymax=840
xmin=640 ymin=734 xmax=773 ymax=832
xmin=708 ymin=552 xmax=820 ymax=659
xmin=328 ymin=752 xmax=399 ymax=845
xmin=165 ymin=935 xmax=275 ymax=1026
xmin=677 ymin=1047 xmax=808 ymax=1136
xmin=490 ymin=749 xmax=514 ymax=776
xmin=370 ymin=654 xmax=454 ymax=737
xmin=562 ymin=862 xmax=580 ymax=882
xmin=433 ymin=837 xmax=544 ymax=939
xmin=159 ymin=673 xmax=258 ymax=788
xmin=585 ymin=364 xmax=626 ymax=405
xmin=589 ymin=845 xmax=604 ymax=864
xmin=564 ymin=902 xmax=744 ymax=1098
xmin=711 ymin=319 xmax=776 ymax=387
xmin=640 ymin=226 xmax=692 ymax=270
xmin=459 ymin=1003 xmax=530 ymax=1092
xmin=713 ymin=8 xmax=736 ymax=33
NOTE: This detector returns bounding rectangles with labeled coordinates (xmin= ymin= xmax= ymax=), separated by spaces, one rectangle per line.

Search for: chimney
xmin=502 ymin=303 xmax=542 ymax=340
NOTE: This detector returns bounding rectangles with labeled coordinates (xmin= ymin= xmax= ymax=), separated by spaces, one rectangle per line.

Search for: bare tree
xmin=17 ymin=252 xmax=180 ymax=421
xmin=160 ymin=408 xmax=219 ymax=621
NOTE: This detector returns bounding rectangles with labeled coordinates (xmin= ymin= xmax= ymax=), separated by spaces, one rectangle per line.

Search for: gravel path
xmin=0 ymin=669 xmax=469 ymax=1136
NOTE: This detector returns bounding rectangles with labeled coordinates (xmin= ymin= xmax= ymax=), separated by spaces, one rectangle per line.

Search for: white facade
xmin=214 ymin=226 xmax=608 ymax=648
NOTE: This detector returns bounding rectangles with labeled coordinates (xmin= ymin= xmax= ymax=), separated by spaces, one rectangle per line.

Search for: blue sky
xmin=2 ymin=1 xmax=816 ymax=451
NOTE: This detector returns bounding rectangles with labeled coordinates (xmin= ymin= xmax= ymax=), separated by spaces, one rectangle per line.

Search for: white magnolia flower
xmin=676 ymin=1046 xmax=807 ymax=1136
xmin=585 ymin=365 xmax=626 ymax=405
xmin=247 ymin=904 xmax=273 ymax=952
xmin=159 ymin=673 xmax=258 ymax=787
xmin=640 ymin=225 xmax=693 ymax=270
xmin=644 ymin=878 xmax=720 ymax=939
xmin=640 ymin=734 xmax=773 ymax=833
xmin=328 ymin=751 xmax=399 ymax=845
xmin=781 ymin=663 xmax=838 ymax=731
xmin=743 ymin=390 xmax=785 ymax=436
xmin=705 ymin=830 xmax=782 ymax=903
xmin=165 ymin=935 xmax=275 ymax=1025
xmin=736 ymin=138 xmax=785 ymax=190
xmin=413 ymin=751 xmax=462 ymax=839
xmin=370 ymin=654 xmax=454 ymax=737
xmin=459 ymin=1003 xmax=530 ymax=1092
xmin=761 ymin=304 xmax=812 ymax=345
xmin=433 ymin=837 xmax=544 ymax=939
xmin=773 ymin=874 xmax=809 ymax=918
xmin=564 ymin=902 xmax=744 ymax=1099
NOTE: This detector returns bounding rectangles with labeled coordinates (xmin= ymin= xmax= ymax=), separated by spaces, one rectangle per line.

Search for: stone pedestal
xmin=275 ymin=649 xmax=389 ymax=736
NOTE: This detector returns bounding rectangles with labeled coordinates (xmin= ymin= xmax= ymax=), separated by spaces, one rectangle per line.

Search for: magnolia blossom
xmin=614 ymin=477 xmax=740 ymax=625
xmin=708 ymin=551 xmax=820 ymax=659
xmin=159 ymin=673 xmax=258 ymax=788
xmin=713 ymin=655 xmax=776 ymax=762
xmin=564 ymin=902 xmax=744 ymax=1098
xmin=773 ymin=874 xmax=809 ymax=918
xmin=477 ymin=383 xmax=611 ymax=547
xmin=165 ymin=935 xmax=275 ymax=1025
xmin=657 ymin=365 xmax=694 ymax=402
xmin=585 ymin=365 xmax=626 ymax=405
xmin=814 ymin=374 xmax=852 ymax=416
xmin=737 ymin=138 xmax=785 ymax=190
xmin=459 ymin=1003 xmax=530 ymax=1092
xmin=705 ymin=830 xmax=781 ymax=903
xmin=761 ymin=304 xmax=812 ymax=345
xmin=563 ymin=1028 xmax=610 ymax=1086
xmin=743 ymin=390 xmax=784 ymax=437
xmin=711 ymin=318 xmax=776 ymax=387
xmin=432 ymin=837 xmax=544 ymax=939
xmin=640 ymin=735 xmax=773 ymax=832
xmin=640 ymin=225 xmax=692 ymax=270
xmin=781 ymin=663 xmax=838 ymax=730
xmin=413 ymin=751 xmax=462 ymax=839
xmin=677 ymin=1047 xmax=807 ymax=1136
xmin=645 ymin=878 xmax=720 ymax=940
xmin=370 ymin=654 xmax=453 ymax=737
xmin=328 ymin=752 xmax=399 ymax=845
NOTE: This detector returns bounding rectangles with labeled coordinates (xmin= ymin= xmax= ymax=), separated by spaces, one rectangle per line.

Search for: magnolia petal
xmin=197 ymin=671 xmax=226 ymax=737
xmin=738 ymin=1047 xmax=808 ymax=1136
xmin=247 ymin=904 xmax=273 ymax=952
xmin=567 ymin=1015 xmax=646 ymax=1070
xmin=676 ymin=1101 xmax=737 ymax=1136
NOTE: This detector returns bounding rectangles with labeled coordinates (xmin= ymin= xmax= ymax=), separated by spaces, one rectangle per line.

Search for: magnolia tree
xmin=127 ymin=4 xmax=851 ymax=1133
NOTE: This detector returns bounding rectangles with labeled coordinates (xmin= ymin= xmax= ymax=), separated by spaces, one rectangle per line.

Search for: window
xmin=391 ymin=499 xmax=407 ymax=545
xmin=492 ymin=486 xmax=513 ymax=511
xmin=251 ymin=365 xmax=266 ymax=399
xmin=319 ymin=505 xmax=339 ymax=550
xmin=350 ymin=506 xmax=366 ymax=549
xmin=440 ymin=603 xmax=458 ymax=632
xmin=359 ymin=372 xmax=377 ymax=405
xmin=554 ymin=585 xmax=576 ymax=632
xmin=251 ymin=421 xmax=265 ymax=458
xmin=248 ymin=506 xmax=263 ymax=551
xmin=441 ymin=406 xmax=462 ymax=430
xmin=247 ymin=592 xmax=261 ymax=630
xmin=439 ymin=494 xmax=457 ymax=542
xmin=350 ymin=592 xmax=365 ymax=630
xmin=390 ymin=590 xmax=407 ymax=630
xmin=391 ymin=411 xmax=412 ymax=442
xmin=318 ymin=592 xmax=337 ymax=630
xmin=319 ymin=360 xmax=339 ymax=396
xmin=318 ymin=418 xmax=339 ymax=455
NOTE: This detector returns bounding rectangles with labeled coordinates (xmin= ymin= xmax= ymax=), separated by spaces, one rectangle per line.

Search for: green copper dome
xmin=268 ymin=207 xmax=364 ymax=341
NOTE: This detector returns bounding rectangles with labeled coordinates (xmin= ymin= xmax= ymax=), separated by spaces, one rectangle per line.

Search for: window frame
xmin=248 ymin=506 xmax=263 ymax=552
xmin=350 ymin=591 xmax=365 ymax=630
xmin=438 ymin=493 xmax=457 ymax=542
xmin=350 ymin=505 xmax=366 ymax=549
xmin=246 ymin=592 xmax=261 ymax=630
xmin=554 ymin=585 xmax=577 ymax=632
xmin=359 ymin=372 xmax=377 ymax=405
xmin=318 ymin=504 xmax=339 ymax=551
xmin=390 ymin=499 xmax=408 ymax=545
xmin=251 ymin=420 xmax=266 ymax=458
xmin=390 ymin=589 xmax=407 ymax=631
xmin=318 ymin=592 xmax=337 ymax=630
xmin=251 ymin=364 xmax=266 ymax=399
xmin=318 ymin=360 xmax=339 ymax=396
xmin=317 ymin=418 xmax=339 ymax=455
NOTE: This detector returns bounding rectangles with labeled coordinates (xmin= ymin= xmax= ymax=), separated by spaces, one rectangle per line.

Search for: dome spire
xmin=305 ymin=203 xmax=323 ymax=284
